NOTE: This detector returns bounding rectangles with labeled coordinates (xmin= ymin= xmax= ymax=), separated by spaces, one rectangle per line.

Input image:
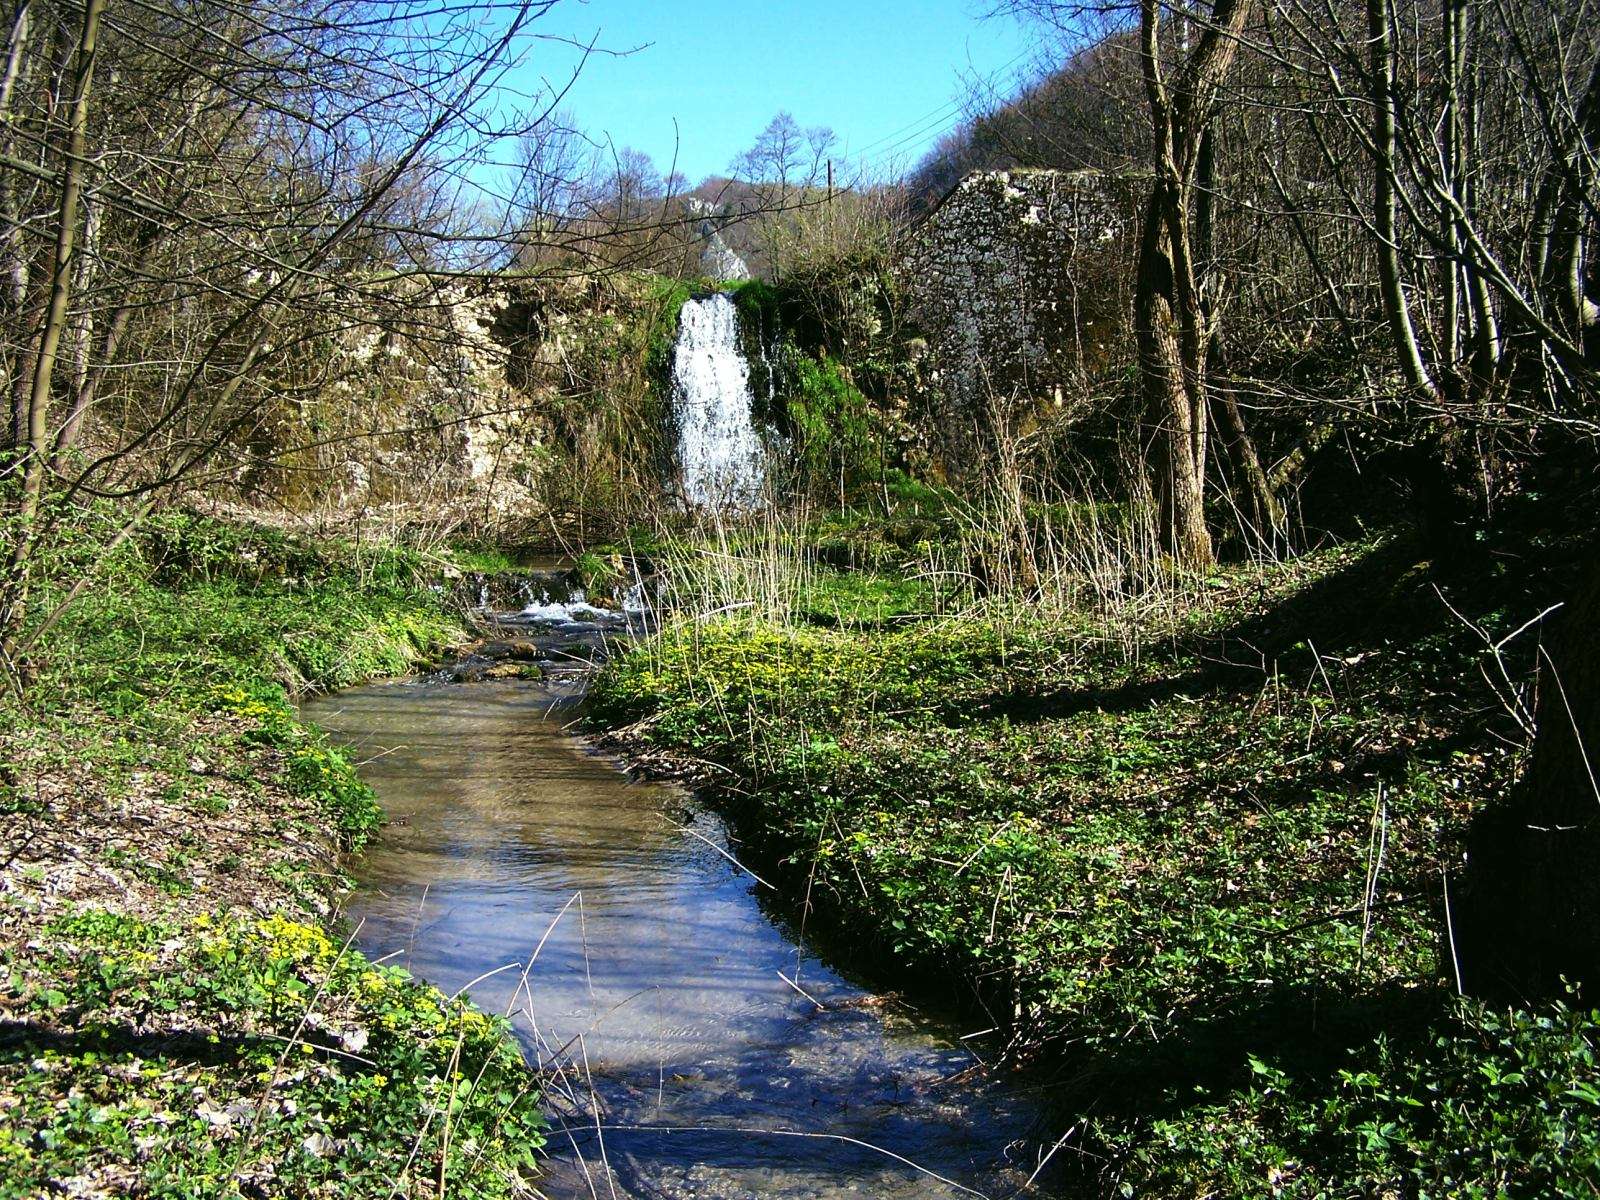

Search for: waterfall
xmin=670 ymin=293 xmax=766 ymax=509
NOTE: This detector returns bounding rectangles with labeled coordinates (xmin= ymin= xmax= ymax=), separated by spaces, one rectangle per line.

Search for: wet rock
xmin=482 ymin=662 xmax=538 ymax=680
xmin=462 ymin=639 xmax=543 ymax=662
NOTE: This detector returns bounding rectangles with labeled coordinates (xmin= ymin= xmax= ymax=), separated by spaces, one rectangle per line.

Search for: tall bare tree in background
xmin=0 ymin=0 xmax=577 ymax=679
xmin=998 ymin=0 xmax=1282 ymax=565
xmin=728 ymin=111 xmax=839 ymax=281
xmin=1132 ymin=0 xmax=1264 ymax=566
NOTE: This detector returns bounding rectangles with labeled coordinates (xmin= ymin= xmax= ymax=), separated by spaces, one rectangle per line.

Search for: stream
xmin=302 ymin=594 xmax=1057 ymax=1199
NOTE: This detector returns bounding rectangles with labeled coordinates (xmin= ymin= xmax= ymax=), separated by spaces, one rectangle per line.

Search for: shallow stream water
xmin=302 ymin=618 xmax=1057 ymax=1199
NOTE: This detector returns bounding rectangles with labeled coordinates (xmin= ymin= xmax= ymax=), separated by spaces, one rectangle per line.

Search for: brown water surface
xmin=305 ymin=663 xmax=1054 ymax=1199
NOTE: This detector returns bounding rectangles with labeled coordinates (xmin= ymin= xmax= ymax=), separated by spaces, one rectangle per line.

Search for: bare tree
xmin=998 ymin=0 xmax=1275 ymax=564
xmin=0 ymin=0 xmax=578 ymax=679
xmin=729 ymin=111 xmax=839 ymax=280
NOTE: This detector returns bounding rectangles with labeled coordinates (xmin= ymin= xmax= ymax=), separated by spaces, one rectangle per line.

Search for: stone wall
xmin=903 ymin=168 xmax=1138 ymax=457
xmin=232 ymin=278 xmax=543 ymax=524
xmin=230 ymin=272 xmax=674 ymax=537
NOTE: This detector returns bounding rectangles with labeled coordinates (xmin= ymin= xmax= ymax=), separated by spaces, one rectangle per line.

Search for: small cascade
xmin=670 ymin=293 xmax=766 ymax=509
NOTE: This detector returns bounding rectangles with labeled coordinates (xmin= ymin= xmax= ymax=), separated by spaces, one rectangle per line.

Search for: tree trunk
xmin=1368 ymin=0 xmax=1435 ymax=393
xmin=1137 ymin=188 xmax=1214 ymax=567
xmin=0 ymin=0 xmax=105 ymax=667
xmin=1214 ymin=374 xmax=1286 ymax=547
xmin=1130 ymin=0 xmax=1254 ymax=569
xmin=1440 ymin=0 xmax=1465 ymax=370
xmin=1461 ymin=557 xmax=1600 ymax=997
xmin=1196 ymin=127 xmax=1285 ymax=551
xmin=1537 ymin=53 xmax=1600 ymax=366
xmin=1458 ymin=25 xmax=1500 ymax=392
xmin=50 ymin=192 xmax=107 ymax=466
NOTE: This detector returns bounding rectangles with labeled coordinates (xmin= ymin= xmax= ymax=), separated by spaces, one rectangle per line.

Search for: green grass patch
xmin=587 ymin=535 xmax=1598 ymax=1194
xmin=32 ymin=509 xmax=461 ymax=708
xmin=795 ymin=567 xmax=937 ymax=626
xmin=450 ymin=545 xmax=524 ymax=573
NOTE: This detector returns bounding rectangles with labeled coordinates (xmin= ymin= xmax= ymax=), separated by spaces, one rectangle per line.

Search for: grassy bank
xmin=1 ymin=510 xmax=545 ymax=1198
xmin=588 ymin=533 xmax=1600 ymax=1196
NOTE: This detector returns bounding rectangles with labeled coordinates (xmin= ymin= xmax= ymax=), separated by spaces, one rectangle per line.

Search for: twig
xmin=776 ymin=969 xmax=827 ymax=1011
xmin=1442 ymin=867 xmax=1464 ymax=996
xmin=662 ymin=817 xmax=774 ymax=888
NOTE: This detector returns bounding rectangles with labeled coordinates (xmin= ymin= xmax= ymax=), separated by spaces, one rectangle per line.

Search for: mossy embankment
xmin=587 ymin=534 xmax=1600 ymax=1196
xmin=1 ymin=511 xmax=545 ymax=1198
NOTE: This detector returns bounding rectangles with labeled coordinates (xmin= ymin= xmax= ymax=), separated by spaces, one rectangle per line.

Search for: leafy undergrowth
xmin=588 ymin=534 xmax=1600 ymax=1196
xmin=794 ymin=566 xmax=940 ymax=626
xmin=1 ymin=509 xmax=544 ymax=1198
xmin=1122 ymin=998 xmax=1598 ymax=1197
xmin=1 ymin=912 xmax=541 ymax=1198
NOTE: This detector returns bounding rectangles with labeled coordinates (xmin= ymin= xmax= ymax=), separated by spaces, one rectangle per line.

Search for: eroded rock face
xmin=233 ymin=273 xmax=668 ymax=534
xmin=267 ymin=278 xmax=547 ymax=523
xmin=699 ymin=230 xmax=752 ymax=282
xmin=686 ymin=198 xmax=752 ymax=281
xmin=902 ymin=169 xmax=1138 ymax=463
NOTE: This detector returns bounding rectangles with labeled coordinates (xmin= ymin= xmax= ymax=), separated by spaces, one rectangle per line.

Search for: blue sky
xmin=517 ymin=0 xmax=1041 ymax=184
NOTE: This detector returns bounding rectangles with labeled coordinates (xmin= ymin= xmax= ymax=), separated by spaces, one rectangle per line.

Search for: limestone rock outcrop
xmin=902 ymin=169 xmax=1138 ymax=457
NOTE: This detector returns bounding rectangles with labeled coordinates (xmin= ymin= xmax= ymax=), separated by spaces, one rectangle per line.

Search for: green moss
xmin=805 ymin=499 xmax=959 ymax=569
xmin=643 ymin=275 xmax=697 ymax=387
xmin=451 ymin=545 xmax=522 ymax=573
xmin=727 ymin=277 xmax=781 ymax=328
xmin=782 ymin=352 xmax=880 ymax=487
xmin=595 ymin=523 xmax=670 ymax=558
xmin=796 ymin=567 xmax=937 ymax=626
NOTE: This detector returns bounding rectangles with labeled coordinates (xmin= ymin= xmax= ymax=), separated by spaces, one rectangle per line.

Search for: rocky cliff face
xmin=902 ymin=169 xmax=1138 ymax=460
xmin=685 ymin=198 xmax=753 ymax=281
xmin=232 ymin=272 xmax=679 ymax=539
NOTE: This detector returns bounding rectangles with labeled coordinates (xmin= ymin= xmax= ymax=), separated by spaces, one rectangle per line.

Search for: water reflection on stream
xmin=304 ymin=666 xmax=1055 ymax=1199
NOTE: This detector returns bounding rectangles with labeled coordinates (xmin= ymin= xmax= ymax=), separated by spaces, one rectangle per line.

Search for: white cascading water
xmin=671 ymin=293 xmax=766 ymax=509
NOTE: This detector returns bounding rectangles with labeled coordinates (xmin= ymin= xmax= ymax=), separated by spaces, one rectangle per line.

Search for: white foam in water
xmin=519 ymin=599 xmax=611 ymax=624
xmin=671 ymin=293 xmax=766 ymax=509
xmin=619 ymin=580 xmax=649 ymax=613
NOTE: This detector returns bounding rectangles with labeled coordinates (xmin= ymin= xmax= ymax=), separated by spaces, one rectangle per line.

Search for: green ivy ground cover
xmin=1 ymin=510 xmax=546 ymax=1198
xmin=588 ymin=536 xmax=1600 ymax=1197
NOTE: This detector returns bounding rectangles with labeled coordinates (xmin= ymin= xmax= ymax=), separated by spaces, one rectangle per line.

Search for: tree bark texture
xmin=1133 ymin=0 xmax=1256 ymax=568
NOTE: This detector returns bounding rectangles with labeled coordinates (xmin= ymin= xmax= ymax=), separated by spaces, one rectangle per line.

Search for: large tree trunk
xmin=1137 ymin=189 xmax=1214 ymax=567
xmin=1196 ymin=125 xmax=1285 ymax=552
xmin=1460 ymin=557 xmax=1600 ymax=997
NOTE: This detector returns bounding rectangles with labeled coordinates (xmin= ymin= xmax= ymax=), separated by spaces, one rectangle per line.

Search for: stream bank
xmin=0 ymin=511 xmax=545 ymax=1198
xmin=585 ymin=535 xmax=1600 ymax=1197
xmin=308 ymin=585 xmax=1062 ymax=1199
